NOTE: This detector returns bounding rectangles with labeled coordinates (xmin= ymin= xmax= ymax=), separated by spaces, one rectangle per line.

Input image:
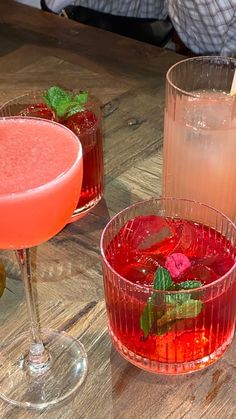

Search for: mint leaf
xmin=140 ymin=298 xmax=154 ymax=338
xmin=177 ymin=280 xmax=202 ymax=290
xmin=157 ymin=299 xmax=202 ymax=328
xmin=74 ymin=91 xmax=88 ymax=105
xmin=43 ymin=87 xmax=89 ymax=118
xmin=165 ymin=292 xmax=192 ymax=305
xmin=177 ymin=299 xmax=203 ymax=318
xmin=43 ymin=86 xmax=72 ymax=117
xmin=66 ymin=92 xmax=89 ymax=117
xmin=139 ymin=264 xmax=204 ymax=338
xmin=153 ymin=266 xmax=173 ymax=290
xmin=140 ymin=267 xmax=173 ymax=336
xmin=165 ymin=280 xmax=203 ymax=305
xmin=66 ymin=104 xmax=84 ymax=118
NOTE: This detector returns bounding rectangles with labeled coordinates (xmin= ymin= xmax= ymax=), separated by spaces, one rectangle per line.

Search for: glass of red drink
xmin=0 ymin=88 xmax=104 ymax=222
xmin=101 ymin=198 xmax=236 ymax=374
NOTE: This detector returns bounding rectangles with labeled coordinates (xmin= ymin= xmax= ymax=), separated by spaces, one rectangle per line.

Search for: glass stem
xmin=16 ymin=249 xmax=50 ymax=373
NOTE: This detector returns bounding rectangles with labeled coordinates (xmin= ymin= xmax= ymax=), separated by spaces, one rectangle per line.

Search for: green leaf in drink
xmin=139 ymin=259 xmax=204 ymax=337
xmin=156 ymin=299 xmax=203 ymax=327
xmin=153 ymin=266 xmax=173 ymax=290
xmin=140 ymin=266 xmax=173 ymax=337
xmin=177 ymin=280 xmax=202 ymax=290
xmin=140 ymin=298 xmax=155 ymax=338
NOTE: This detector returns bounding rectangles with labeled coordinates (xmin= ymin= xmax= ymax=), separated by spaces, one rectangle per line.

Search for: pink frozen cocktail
xmin=0 ymin=117 xmax=87 ymax=409
xmin=0 ymin=117 xmax=83 ymax=248
xmin=0 ymin=87 xmax=104 ymax=222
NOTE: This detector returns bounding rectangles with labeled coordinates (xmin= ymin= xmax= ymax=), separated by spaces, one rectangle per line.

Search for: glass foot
xmin=0 ymin=329 xmax=88 ymax=409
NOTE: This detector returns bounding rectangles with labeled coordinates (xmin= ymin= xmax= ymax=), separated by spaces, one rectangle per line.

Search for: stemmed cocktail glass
xmin=0 ymin=116 xmax=87 ymax=408
xmin=0 ymin=88 xmax=104 ymax=223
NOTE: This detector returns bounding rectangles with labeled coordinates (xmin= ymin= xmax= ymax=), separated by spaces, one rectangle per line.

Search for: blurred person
xmin=16 ymin=0 xmax=41 ymax=7
xmin=16 ymin=1 xmax=236 ymax=56
xmin=40 ymin=0 xmax=172 ymax=47
xmin=168 ymin=0 xmax=236 ymax=57
xmin=16 ymin=0 xmax=174 ymax=50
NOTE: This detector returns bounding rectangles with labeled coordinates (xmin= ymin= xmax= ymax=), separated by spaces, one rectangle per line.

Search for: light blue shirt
xmin=16 ymin=0 xmax=236 ymax=56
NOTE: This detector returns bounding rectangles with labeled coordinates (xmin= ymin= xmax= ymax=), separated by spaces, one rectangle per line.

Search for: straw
xmin=230 ymin=69 xmax=236 ymax=95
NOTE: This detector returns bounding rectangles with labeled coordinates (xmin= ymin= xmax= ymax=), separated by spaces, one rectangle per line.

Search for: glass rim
xmin=100 ymin=197 xmax=236 ymax=293
xmin=0 ymin=116 xmax=83 ymax=199
xmin=166 ymin=55 xmax=236 ymax=99
xmin=0 ymin=89 xmax=102 ymax=134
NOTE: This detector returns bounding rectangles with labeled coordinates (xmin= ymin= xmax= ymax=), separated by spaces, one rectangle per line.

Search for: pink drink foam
xmin=0 ymin=118 xmax=78 ymax=193
xmin=0 ymin=117 xmax=83 ymax=249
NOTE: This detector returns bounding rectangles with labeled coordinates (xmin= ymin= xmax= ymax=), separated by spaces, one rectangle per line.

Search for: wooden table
xmin=0 ymin=1 xmax=235 ymax=417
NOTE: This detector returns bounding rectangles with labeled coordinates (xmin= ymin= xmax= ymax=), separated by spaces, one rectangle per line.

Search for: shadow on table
xmin=0 ymin=251 xmax=24 ymax=324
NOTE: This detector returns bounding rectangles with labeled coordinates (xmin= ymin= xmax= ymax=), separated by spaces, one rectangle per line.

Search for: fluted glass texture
xmin=101 ymin=198 xmax=236 ymax=374
xmin=162 ymin=56 xmax=236 ymax=223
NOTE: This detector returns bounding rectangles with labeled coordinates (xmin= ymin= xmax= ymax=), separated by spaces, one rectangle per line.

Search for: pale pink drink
xmin=163 ymin=57 xmax=236 ymax=222
xmin=0 ymin=117 xmax=87 ymax=409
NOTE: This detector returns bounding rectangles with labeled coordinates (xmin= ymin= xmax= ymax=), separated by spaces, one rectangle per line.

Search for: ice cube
xmin=122 ymin=255 xmax=159 ymax=286
xmin=172 ymin=221 xmax=221 ymax=260
xmin=184 ymin=92 xmax=234 ymax=130
xmin=123 ymin=215 xmax=181 ymax=257
xmin=199 ymin=253 xmax=234 ymax=277
xmin=169 ymin=220 xmax=201 ymax=257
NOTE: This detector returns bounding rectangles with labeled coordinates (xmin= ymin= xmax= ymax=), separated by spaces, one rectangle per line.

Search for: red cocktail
xmin=101 ymin=198 xmax=236 ymax=374
xmin=0 ymin=87 xmax=104 ymax=222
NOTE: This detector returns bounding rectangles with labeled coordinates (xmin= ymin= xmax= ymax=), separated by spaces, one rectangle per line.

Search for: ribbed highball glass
xmin=162 ymin=56 xmax=236 ymax=222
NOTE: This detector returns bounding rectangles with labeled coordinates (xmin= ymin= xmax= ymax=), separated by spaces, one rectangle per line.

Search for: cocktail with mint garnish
xmin=0 ymin=87 xmax=104 ymax=222
xmin=101 ymin=198 xmax=236 ymax=374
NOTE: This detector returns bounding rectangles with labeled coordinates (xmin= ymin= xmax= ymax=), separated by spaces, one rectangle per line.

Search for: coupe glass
xmin=0 ymin=117 xmax=87 ymax=409
xmin=0 ymin=90 xmax=104 ymax=222
xmin=101 ymin=198 xmax=236 ymax=374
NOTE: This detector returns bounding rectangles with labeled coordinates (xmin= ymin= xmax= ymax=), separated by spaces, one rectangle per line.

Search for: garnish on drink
xmin=20 ymin=86 xmax=90 ymax=126
xmin=140 ymin=257 xmax=203 ymax=338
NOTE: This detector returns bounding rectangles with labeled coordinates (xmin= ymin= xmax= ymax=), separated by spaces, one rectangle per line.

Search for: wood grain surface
xmin=0 ymin=1 xmax=235 ymax=418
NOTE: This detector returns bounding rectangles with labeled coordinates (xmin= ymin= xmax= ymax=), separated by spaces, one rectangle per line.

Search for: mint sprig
xmin=43 ymin=86 xmax=88 ymax=118
xmin=156 ymin=299 xmax=203 ymax=327
xmin=140 ymin=267 xmax=171 ymax=337
xmin=177 ymin=280 xmax=202 ymax=290
xmin=153 ymin=266 xmax=172 ymax=290
xmin=140 ymin=266 xmax=203 ymax=337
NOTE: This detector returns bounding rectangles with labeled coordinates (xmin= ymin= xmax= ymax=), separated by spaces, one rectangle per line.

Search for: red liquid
xmin=70 ymin=126 xmax=103 ymax=212
xmin=104 ymin=216 xmax=236 ymax=373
